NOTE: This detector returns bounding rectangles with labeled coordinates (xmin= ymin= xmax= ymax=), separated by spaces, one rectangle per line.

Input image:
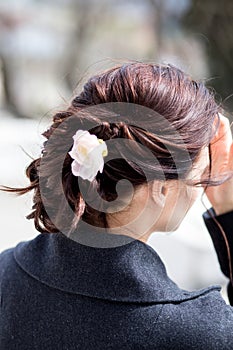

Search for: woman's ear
xmin=150 ymin=180 xmax=168 ymax=207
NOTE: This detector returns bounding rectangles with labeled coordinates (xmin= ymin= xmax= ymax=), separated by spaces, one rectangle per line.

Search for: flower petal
xmin=79 ymin=164 xmax=96 ymax=181
xmin=69 ymin=130 xmax=108 ymax=181
xmin=71 ymin=160 xmax=82 ymax=177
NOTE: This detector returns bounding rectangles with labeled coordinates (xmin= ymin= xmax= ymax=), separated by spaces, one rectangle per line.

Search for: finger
xmin=228 ymin=142 xmax=233 ymax=170
xmin=210 ymin=114 xmax=232 ymax=168
xmin=211 ymin=114 xmax=232 ymax=152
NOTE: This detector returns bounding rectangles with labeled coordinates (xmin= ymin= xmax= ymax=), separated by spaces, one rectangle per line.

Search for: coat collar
xmin=14 ymin=230 xmax=220 ymax=303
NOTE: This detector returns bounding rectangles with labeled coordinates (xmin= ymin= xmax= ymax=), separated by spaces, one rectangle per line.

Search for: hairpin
xmin=69 ymin=130 xmax=108 ymax=182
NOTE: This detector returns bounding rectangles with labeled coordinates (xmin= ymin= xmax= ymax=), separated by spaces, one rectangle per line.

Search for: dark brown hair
xmin=0 ymin=62 xmax=224 ymax=234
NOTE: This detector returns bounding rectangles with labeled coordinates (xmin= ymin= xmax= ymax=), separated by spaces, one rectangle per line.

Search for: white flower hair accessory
xmin=68 ymin=130 xmax=108 ymax=182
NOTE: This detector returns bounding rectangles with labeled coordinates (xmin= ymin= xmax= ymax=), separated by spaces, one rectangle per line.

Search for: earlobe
xmin=150 ymin=180 xmax=167 ymax=207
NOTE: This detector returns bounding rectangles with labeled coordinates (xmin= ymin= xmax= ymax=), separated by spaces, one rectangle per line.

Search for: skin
xmin=107 ymin=115 xmax=233 ymax=243
xmin=205 ymin=115 xmax=233 ymax=215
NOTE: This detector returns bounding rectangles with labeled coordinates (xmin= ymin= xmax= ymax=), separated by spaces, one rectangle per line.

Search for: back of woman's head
xmin=2 ymin=62 xmax=221 ymax=234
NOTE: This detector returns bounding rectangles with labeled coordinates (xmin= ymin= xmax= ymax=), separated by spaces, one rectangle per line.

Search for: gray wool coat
xmin=1 ymin=208 xmax=233 ymax=349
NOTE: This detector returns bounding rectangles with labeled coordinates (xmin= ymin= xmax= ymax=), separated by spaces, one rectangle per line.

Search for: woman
xmin=1 ymin=62 xmax=233 ymax=349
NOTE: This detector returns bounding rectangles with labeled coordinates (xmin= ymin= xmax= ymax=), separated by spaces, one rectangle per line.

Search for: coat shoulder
xmin=155 ymin=289 xmax=233 ymax=349
xmin=0 ymin=247 xmax=16 ymax=278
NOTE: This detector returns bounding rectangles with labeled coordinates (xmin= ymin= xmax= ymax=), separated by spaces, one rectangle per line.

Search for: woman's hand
xmin=205 ymin=114 xmax=233 ymax=215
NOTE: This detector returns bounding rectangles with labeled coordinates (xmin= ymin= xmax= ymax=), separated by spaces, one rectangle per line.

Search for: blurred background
xmin=0 ymin=0 xmax=232 ymax=296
